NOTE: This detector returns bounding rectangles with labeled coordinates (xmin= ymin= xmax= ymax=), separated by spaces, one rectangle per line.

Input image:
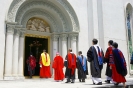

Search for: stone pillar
xmin=69 ymin=34 xmax=78 ymax=54
xmin=18 ymin=29 xmax=25 ymax=79
xmin=12 ymin=29 xmax=20 ymax=79
xmin=70 ymin=33 xmax=78 ymax=78
xmin=4 ymin=24 xmax=15 ymax=80
xmin=61 ymin=34 xmax=68 ymax=74
xmin=61 ymin=34 xmax=68 ymax=59
xmin=52 ymin=35 xmax=59 ymax=58
xmin=52 ymin=35 xmax=59 ymax=77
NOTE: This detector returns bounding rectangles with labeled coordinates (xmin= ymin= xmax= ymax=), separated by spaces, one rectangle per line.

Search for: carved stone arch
xmin=7 ymin=0 xmax=80 ymax=32
xmin=16 ymin=1 xmax=67 ymax=32
xmin=57 ymin=0 xmax=80 ymax=32
xmin=20 ymin=10 xmax=59 ymax=33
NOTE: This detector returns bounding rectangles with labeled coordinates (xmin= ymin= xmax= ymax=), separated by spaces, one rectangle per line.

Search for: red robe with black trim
xmin=67 ymin=53 xmax=77 ymax=75
xmin=52 ymin=55 xmax=64 ymax=80
xmin=104 ymin=46 xmax=113 ymax=77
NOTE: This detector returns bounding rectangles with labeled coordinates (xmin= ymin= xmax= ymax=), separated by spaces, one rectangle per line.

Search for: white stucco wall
xmin=102 ymin=0 xmax=130 ymax=77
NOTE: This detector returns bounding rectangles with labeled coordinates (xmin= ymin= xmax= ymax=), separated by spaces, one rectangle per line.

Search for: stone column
xmin=69 ymin=34 xmax=78 ymax=54
xmin=52 ymin=35 xmax=59 ymax=58
xmin=52 ymin=34 xmax=59 ymax=77
xmin=18 ymin=29 xmax=25 ymax=79
xmin=12 ymin=29 xmax=20 ymax=79
xmin=61 ymin=34 xmax=68 ymax=74
xmin=61 ymin=34 xmax=68 ymax=59
xmin=4 ymin=24 xmax=15 ymax=80
xmin=69 ymin=33 xmax=78 ymax=78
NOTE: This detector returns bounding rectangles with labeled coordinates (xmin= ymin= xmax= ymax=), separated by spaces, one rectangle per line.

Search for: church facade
xmin=0 ymin=0 xmax=132 ymax=80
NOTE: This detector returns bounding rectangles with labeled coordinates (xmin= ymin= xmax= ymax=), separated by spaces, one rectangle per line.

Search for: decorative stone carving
xmin=7 ymin=0 xmax=25 ymax=22
xmin=52 ymin=35 xmax=59 ymax=41
xmin=60 ymin=34 xmax=68 ymax=41
xmin=14 ymin=29 xmax=20 ymax=36
xmin=6 ymin=24 xmax=15 ymax=34
xmin=26 ymin=18 xmax=50 ymax=32
xmin=57 ymin=0 xmax=79 ymax=32
xmin=7 ymin=0 xmax=79 ymax=32
xmin=69 ymin=33 xmax=78 ymax=41
xmin=19 ymin=28 xmax=26 ymax=37
xmin=15 ymin=1 xmax=67 ymax=31
xmin=21 ymin=10 xmax=57 ymax=33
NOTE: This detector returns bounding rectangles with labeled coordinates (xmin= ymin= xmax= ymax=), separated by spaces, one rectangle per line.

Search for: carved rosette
xmin=6 ymin=24 xmax=15 ymax=34
xmin=69 ymin=33 xmax=78 ymax=41
xmin=52 ymin=35 xmax=59 ymax=41
xmin=60 ymin=34 xmax=68 ymax=41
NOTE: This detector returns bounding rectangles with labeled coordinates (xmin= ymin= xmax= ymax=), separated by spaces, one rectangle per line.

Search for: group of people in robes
xmin=87 ymin=39 xmax=127 ymax=88
xmin=26 ymin=38 xmax=127 ymax=88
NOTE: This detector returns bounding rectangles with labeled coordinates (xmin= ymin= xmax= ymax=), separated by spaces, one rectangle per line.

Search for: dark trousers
xmin=28 ymin=65 xmax=35 ymax=78
xmin=65 ymin=68 xmax=75 ymax=82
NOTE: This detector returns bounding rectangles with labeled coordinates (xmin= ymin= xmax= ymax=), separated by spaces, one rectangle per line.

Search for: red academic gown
xmin=52 ymin=55 xmax=64 ymax=80
xmin=39 ymin=54 xmax=51 ymax=78
xmin=110 ymin=49 xmax=126 ymax=83
xmin=67 ymin=53 xmax=77 ymax=75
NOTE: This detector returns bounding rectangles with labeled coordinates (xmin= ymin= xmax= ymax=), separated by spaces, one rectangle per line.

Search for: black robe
xmin=104 ymin=47 xmax=112 ymax=77
xmin=87 ymin=46 xmax=104 ymax=78
xmin=77 ymin=56 xmax=88 ymax=79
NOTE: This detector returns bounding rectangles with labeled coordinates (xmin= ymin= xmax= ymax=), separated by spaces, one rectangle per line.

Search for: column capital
xmin=60 ymin=34 xmax=68 ymax=41
xmin=14 ymin=29 xmax=20 ymax=36
xmin=6 ymin=24 xmax=16 ymax=34
xmin=69 ymin=33 xmax=78 ymax=41
xmin=52 ymin=34 xmax=59 ymax=41
xmin=20 ymin=28 xmax=26 ymax=37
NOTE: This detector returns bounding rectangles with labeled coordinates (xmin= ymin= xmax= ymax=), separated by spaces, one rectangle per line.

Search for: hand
xmin=110 ymin=66 xmax=112 ymax=69
xmin=40 ymin=64 xmax=42 ymax=68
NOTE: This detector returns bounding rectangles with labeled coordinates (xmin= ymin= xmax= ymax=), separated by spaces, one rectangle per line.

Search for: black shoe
xmin=82 ymin=80 xmax=85 ymax=82
xmin=97 ymin=82 xmax=102 ymax=85
xmin=79 ymin=79 xmax=81 ymax=82
xmin=65 ymin=81 xmax=70 ymax=83
xmin=105 ymin=80 xmax=110 ymax=83
xmin=114 ymin=83 xmax=120 ymax=86
xmin=93 ymin=82 xmax=95 ymax=85
xmin=125 ymin=85 xmax=129 ymax=88
xmin=71 ymin=81 xmax=74 ymax=83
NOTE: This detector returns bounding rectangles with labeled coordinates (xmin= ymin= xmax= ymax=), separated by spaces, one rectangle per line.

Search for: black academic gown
xmin=77 ymin=56 xmax=88 ymax=79
xmin=87 ymin=46 xmax=104 ymax=78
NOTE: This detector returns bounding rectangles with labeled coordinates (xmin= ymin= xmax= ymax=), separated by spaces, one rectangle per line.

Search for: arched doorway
xmin=4 ymin=0 xmax=79 ymax=79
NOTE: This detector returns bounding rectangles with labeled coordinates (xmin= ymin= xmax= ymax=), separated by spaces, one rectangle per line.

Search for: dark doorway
xmin=24 ymin=36 xmax=48 ymax=76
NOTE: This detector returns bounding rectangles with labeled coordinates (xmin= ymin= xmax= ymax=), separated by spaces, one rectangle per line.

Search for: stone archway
xmin=4 ymin=0 xmax=80 ymax=80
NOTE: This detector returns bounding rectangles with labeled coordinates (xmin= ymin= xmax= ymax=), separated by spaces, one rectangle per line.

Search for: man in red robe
xmin=104 ymin=40 xmax=113 ymax=83
xmin=52 ymin=52 xmax=64 ymax=81
xmin=26 ymin=53 xmax=36 ymax=78
xmin=39 ymin=49 xmax=51 ymax=78
xmin=110 ymin=42 xmax=127 ymax=88
xmin=65 ymin=48 xmax=76 ymax=83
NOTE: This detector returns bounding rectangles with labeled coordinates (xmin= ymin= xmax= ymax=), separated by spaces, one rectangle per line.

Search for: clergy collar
xmin=70 ymin=52 xmax=73 ymax=53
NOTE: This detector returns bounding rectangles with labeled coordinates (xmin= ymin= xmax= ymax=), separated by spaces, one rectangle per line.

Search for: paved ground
xmin=0 ymin=78 xmax=133 ymax=88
